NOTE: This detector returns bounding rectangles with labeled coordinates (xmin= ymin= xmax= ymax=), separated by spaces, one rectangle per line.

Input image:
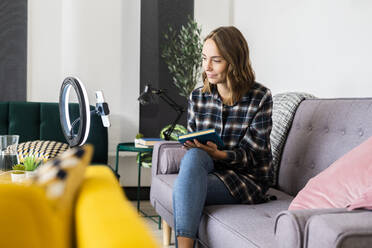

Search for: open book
xmin=178 ymin=129 xmax=224 ymax=149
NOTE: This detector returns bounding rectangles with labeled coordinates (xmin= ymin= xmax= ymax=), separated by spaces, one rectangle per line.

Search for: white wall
xmin=196 ymin=0 xmax=372 ymax=97
xmin=27 ymin=0 xmax=62 ymax=100
xmin=233 ymin=0 xmax=372 ymax=97
xmin=27 ymin=1 xmax=372 ymax=186
xmin=27 ymin=0 xmax=150 ymax=186
xmin=195 ymin=0 xmax=233 ymax=38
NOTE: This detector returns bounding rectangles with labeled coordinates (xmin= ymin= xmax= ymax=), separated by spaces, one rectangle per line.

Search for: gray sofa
xmin=150 ymin=98 xmax=372 ymax=248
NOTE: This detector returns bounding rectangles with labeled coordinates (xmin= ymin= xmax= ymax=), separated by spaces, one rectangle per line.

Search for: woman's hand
xmin=183 ymin=139 xmax=227 ymax=160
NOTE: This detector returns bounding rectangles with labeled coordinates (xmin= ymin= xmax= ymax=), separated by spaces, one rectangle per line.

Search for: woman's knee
xmin=181 ymin=148 xmax=213 ymax=172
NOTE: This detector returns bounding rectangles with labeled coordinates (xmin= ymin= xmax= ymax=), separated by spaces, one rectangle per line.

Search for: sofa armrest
xmin=0 ymin=183 xmax=64 ymax=248
xmin=274 ymin=208 xmax=349 ymax=248
xmin=152 ymin=141 xmax=186 ymax=176
xmin=304 ymin=210 xmax=372 ymax=248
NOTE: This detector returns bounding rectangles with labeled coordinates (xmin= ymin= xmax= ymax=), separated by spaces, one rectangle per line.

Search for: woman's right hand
xmin=183 ymin=139 xmax=227 ymax=160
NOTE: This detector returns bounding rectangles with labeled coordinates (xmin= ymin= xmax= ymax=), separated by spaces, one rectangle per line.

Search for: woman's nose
xmin=204 ymin=60 xmax=212 ymax=71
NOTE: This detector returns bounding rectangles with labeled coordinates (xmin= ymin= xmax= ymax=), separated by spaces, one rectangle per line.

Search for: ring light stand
xmin=59 ymin=77 xmax=91 ymax=147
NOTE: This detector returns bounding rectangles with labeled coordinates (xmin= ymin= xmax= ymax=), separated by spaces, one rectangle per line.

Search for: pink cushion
xmin=347 ymin=186 xmax=372 ymax=211
xmin=289 ymin=136 xmax=372 ymax=210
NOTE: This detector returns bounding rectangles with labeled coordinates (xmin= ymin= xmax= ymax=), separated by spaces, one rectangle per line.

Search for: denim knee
xmin=181 ymin=148 xmax=213 ymax=173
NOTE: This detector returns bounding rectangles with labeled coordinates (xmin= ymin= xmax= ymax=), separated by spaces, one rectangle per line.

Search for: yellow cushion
xmin=76 ymin=166 xmax=159 ymax=248
xmin=33 ymin=144 xmax=93 ymax=248
xmin=0 ymin=184 xmax=64 ymax=248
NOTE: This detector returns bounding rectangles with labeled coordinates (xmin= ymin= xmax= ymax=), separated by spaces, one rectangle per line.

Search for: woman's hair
xmin=202 ymin=26 xmax=255 ymax=105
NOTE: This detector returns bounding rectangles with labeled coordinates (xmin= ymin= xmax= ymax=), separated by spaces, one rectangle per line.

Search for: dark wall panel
xmin=0 ymin=0 xmax=27 ymax=101
xmin=140 ymin=0 xmax=193 ymax=137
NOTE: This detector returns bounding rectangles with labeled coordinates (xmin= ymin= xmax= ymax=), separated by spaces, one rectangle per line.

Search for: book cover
xmin=135 ymin=138 xmax=163 ymax=146
xmin=134 ymin=143 xmax=151 ymax=148
xmin=178 ymin=129 xmax=224 ymax=148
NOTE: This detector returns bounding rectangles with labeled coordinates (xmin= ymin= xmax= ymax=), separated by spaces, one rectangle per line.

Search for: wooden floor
xmin=132 ymin=201 xmax=175 ymax=248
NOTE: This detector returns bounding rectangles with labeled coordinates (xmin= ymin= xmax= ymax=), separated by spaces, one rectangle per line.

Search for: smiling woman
xmin=172 ymin=26 xmax=273 ymax=248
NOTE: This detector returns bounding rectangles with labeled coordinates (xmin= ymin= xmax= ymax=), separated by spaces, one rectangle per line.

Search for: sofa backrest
xmin=0 ymin=102 xmax=108 ymax=164
xmin=277 ymin=98 xmax=372 ymax=196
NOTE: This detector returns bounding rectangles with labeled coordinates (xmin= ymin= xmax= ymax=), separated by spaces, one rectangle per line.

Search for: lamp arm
xmin=141 ymin=85 xmax=186 ymax=140
xmin=157 ymin=91 xmax=185 ymax=113
xmin=162 ymin=109 xmax=185 ymax=140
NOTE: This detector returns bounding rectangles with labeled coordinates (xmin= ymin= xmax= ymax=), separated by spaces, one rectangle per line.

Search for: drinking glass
xmin=0 ymin=135 xmax=20 ymax=172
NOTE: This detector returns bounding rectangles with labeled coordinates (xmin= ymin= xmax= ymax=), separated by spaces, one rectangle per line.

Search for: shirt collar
xmin=210 ymin=86 xmax=222 ymax=102
xmin=210 ymin=85 xmax=251 ymax=106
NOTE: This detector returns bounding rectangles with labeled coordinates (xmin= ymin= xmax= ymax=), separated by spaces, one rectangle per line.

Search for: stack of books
xmin=134 ymin=138 xmax=163 ymax=148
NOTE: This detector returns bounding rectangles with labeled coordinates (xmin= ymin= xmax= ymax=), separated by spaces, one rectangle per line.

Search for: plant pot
xmin=25 ymin=171 xmax=37 ymax=179
xmin=11 ymin=171 xmax=25 ymax=183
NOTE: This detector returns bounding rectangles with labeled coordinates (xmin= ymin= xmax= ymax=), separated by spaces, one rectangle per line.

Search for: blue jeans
xmin=172 ymin=148 xmax=239 ymax=245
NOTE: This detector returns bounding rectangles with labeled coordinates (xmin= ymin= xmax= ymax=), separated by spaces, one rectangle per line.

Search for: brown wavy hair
xmin=202 ymin=26 xmax=255 ymax=105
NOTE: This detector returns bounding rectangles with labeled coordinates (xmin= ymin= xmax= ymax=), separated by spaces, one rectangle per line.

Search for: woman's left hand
xmin=184 ymin=139 xmax=227 ymax=160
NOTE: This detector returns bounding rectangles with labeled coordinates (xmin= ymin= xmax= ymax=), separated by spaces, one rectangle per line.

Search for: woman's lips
xmin=206 ymin=74 xmax=217 ymax=78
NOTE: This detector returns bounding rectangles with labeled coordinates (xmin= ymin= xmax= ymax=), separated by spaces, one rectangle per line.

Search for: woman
xmin=172 ymin=26 xmax=273 ymax=248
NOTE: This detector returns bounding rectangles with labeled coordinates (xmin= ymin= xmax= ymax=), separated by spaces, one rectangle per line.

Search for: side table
xmin=115 ymin=142 xmax=161 ymax=229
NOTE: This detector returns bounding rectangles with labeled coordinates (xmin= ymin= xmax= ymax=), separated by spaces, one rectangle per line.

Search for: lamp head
xmin=138 ymin=84 xmax=155 ymax=105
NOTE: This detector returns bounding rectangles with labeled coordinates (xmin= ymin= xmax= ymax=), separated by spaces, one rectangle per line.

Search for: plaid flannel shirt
xmin=187 ymin=82 xmax=273 ymax=204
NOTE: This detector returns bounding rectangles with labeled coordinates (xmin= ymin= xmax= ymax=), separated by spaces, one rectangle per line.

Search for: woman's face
xmin=202 ymin=39 xmax=228 ymax=85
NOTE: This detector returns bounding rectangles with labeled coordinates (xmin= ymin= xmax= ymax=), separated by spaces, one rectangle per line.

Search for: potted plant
xmin=160 ymin=17 xmax=202 ymax=140
xmin=11 ymin=163 xmax=25 ymax=182
xmin=23 ymin=156 xmax=44 ymax=178
xmin=161 ymin=16 xmax=203 ymax=98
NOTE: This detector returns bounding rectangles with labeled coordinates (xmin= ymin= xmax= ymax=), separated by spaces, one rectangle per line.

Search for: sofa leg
xmin=162 ymin=220 xmax=172 ymax=246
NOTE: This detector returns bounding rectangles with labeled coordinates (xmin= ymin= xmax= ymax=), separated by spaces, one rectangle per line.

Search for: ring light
xmin=59 ymin=77 xmax=91 ymax=147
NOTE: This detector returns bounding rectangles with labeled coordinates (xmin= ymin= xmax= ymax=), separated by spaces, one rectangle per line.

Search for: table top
xmin=0 ymin=170 xmax=29 ymax=183
xmin=0 ymin=171 xmax=11 ymax=182
xmin=117 ymin=142 xmax=153 ymax=152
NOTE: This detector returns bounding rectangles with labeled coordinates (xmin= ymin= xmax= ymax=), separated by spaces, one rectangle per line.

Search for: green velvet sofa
xmin=0 ymin=101 xmax=108 ymax=164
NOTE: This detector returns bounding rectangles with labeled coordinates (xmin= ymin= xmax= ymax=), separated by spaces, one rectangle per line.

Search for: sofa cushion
xmin=289 ymin=135 xmax=372 ymax=210
xmin=17 ymin=140 xmax=69 ymax=161
xmin=34 ymin=145 xmax=92 ymax=206
xmin=198 ymin=188 xmax=293 ymax=248
xmin=33 ymin=145 xmax=93 ymax=247
xmin=278 ymin=99 xmax=372 ymax=196
xmin=40 ymin=103 xmax=71 ymax=142
xmin=76 ymin=166 xmax=158 ymax=248
xmin=270 ymin=92 xmax=314 ymax=187
xmin=9 ymin=102 xmax=40 ymax=142
xmin=151 ymin=175 xmax=293 ymax=248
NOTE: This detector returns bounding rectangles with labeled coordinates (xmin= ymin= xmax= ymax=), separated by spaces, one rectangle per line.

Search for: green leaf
xmin=161 ymin=18 xmax=202 ymax=98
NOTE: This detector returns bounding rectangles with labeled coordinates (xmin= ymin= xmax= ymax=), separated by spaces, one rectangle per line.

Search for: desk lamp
xmin=138 ymin=84 xmax=185 ymax=140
